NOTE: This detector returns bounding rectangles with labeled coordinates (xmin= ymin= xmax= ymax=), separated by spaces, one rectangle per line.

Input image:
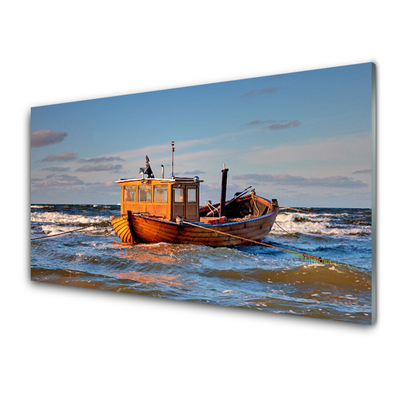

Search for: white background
xmin=2 ymin=1 xmax=398 ymax=399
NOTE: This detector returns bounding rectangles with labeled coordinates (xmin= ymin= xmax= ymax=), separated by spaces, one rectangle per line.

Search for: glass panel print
xmin=30 ymin=63 xmax=376 ymax=324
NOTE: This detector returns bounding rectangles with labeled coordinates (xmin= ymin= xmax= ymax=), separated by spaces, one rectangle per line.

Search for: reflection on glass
xmin=139 ymin=185 xmax=151 ymax=202
xmin=124 ymin=185 xmax=137 ymax=202
xmin=174 ymin=188 xmax=184 ymax=202
xmin=187 ymin=188 xmax=197 ymax=202
xmin=154 ymin=185 xmax=168 ymax=202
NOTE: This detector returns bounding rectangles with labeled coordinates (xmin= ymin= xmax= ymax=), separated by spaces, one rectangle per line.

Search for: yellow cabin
xmin=117 ymin=177 xmax=202 ymax=222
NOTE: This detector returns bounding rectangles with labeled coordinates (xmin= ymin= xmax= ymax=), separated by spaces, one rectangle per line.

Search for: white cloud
xmin=233 ymin=173 xmax=368 ymax=188
xmin=76 ymin=164 xmax=123 ymax=172
xmin=41 ymin=151 xmax=77 ymax=162
xmin=31 ymin=129 xmax=67 ymax=148
xmin=245 ymin=132 xmax=372 ymax=166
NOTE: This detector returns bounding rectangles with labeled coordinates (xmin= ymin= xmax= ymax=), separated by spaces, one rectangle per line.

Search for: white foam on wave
xmin=39 ymin=225 xmax=74 ymax=236
xmin=271 ymin=212 xmax=371 ymax=237
xmin=31 ymin=211 xmax=109 ymax=225
xmin=37 ymin=223 xmax=109 ymax=236
xmin=135 ymin=242 xmax=175 ymax=249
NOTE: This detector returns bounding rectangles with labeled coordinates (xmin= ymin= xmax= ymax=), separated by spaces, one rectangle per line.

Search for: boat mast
xmin=219 ymin=164 xmax=229 ymax=217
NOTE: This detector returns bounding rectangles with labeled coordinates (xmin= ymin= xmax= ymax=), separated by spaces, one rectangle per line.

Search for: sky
xmin=30 ymin=63 xmax=374 ymax=207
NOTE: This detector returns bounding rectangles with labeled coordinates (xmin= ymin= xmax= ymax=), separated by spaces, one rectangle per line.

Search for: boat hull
xmin=111 ymin=197 xmax=279 ymax=247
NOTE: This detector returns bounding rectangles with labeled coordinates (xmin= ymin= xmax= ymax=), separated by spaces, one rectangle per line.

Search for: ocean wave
xmin=31 ymin=211 xmax=110 ymax=226
xmin=33 ymin=223 xmax=113 ymax=238
xmin=30 ymin=204 xmax=373 ymax=324
xmin=203 ymin=263 xmax=371 ymax=291
xmin=272 ymin=212 xmax=371 ymax=237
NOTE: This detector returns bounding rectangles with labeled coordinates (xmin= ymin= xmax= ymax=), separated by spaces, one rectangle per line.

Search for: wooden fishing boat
xmin=111 ymin=145 xmax=279 ymax=247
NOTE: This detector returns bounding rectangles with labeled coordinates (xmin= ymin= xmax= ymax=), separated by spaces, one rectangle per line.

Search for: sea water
xmin=30 ymin=205 xmax=373 ymax=324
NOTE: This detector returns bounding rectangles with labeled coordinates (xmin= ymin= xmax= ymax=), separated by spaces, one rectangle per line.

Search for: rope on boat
xmin=183 ymin=220 xmax=355 ymax=268
xmin=31 ymin=221 xmax=109 ymax=241
xmin=274 ymin=221 xmax=291 ymax=235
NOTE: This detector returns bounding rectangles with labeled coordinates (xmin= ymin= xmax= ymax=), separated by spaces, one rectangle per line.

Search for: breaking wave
xmin=271 ymin=209 xmax=371 ymax=237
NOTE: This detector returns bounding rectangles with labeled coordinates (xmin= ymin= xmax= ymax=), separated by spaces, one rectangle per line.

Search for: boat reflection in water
xmin=110 ymin=241 xmax=183 ymax=287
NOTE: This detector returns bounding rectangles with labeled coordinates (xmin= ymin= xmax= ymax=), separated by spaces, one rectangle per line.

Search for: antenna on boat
xmin=171 ymin=141 xmax=175 ymax=178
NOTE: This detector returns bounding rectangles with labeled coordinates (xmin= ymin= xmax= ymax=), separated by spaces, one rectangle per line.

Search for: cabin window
xmin=138 ymin=185 xmax=152 ymax=202
xmin=187 ymin=188 xmax=197 ymax=203
xmin=174 ymin=188 xmax=184 ymax=203
xmin=154 ymin=185 xmax=168 ymax=203
xmin=124 ymin=185 xmax=137 ymax=202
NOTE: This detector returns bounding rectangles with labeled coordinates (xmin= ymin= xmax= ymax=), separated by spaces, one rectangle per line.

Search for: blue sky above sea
xmin=30 ymin=63 xmax=373 ymax=207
